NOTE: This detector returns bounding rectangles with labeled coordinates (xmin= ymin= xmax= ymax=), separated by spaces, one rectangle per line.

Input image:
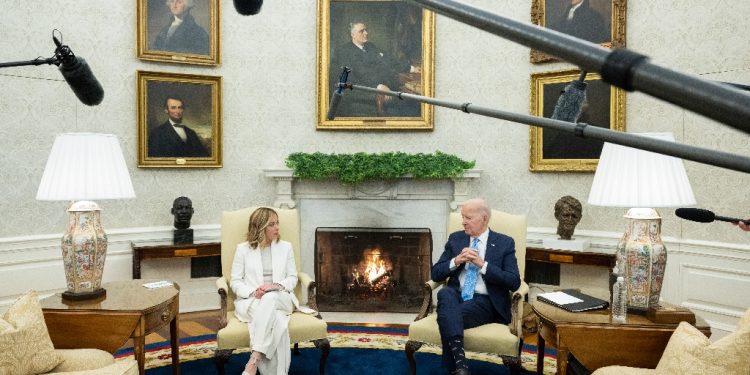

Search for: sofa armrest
xmin=47 ymin=358 xmax=138 ymax=375
xmin=216 ymin=277 xmax=229 ymax=328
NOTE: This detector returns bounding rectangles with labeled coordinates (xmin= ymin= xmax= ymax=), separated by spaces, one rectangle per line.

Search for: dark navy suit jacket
xmin=431 ymin=229 xmax=521 ymax=323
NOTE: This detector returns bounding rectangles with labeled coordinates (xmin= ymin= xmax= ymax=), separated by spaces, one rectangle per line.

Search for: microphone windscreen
xmin=234 ymin=0 xmax=263 ymax=15
xmin=327 ymin=91 xmax=343 ymax=120
xmin=675 ymin=208 xmax=715 ymax=223
xmin=58 ymin=57 xmax=104 ymax=106
xmin=551 ymin=79 xmax=587 ymax=122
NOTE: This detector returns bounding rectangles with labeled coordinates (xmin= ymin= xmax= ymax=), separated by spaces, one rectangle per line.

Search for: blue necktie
xmin=462 ymin=237 xmax=480 ymax=301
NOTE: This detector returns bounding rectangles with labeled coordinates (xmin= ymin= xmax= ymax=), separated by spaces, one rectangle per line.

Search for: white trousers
xmin=248 ymin=291 xmax=295 ymax=375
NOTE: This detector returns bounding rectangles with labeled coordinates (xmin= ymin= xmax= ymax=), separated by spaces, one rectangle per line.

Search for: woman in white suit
xmin=231 ymin=207 xmax=307 ymax=375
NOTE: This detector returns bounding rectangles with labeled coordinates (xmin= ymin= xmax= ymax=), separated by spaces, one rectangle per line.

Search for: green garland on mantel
xmin=285 ymin=152 xmax=476 ymax=185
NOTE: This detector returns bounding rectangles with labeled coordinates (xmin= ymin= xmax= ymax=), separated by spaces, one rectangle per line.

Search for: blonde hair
xmin=246 ymin=207 xmax=280 ymax=248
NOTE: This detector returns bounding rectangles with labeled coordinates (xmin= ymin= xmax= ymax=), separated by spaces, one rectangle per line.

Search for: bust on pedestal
xmin=543 ymin=195 xmax=590 ymax=251
xmin=172 ymin=196 xmax=194 ymax=244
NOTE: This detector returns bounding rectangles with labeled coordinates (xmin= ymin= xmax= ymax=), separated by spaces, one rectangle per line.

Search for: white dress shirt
xmin=450 ymin=228 xmax=490 ymax=296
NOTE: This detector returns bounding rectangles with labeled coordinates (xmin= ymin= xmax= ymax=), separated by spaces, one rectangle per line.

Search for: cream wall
xmin=1 ymin=0 xmax=749 ymax=332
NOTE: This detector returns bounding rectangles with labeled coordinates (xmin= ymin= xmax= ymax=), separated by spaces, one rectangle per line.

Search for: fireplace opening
xmin=315 ymin=227 xmax=432 ymax=313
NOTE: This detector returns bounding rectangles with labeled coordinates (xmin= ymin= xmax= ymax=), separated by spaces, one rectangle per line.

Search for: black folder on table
xmin=537 ymin=289 xmax=609 ymax=312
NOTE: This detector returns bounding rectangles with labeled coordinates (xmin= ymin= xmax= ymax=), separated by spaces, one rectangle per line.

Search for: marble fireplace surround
xmin=264 ymin=169 xmax=481 ymax=278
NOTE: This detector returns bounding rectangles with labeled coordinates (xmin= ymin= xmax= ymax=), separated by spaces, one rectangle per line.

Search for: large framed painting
xmin=137 ymin=71 xmax=222 ymax=168
xmin=317 ymin=0 xmax=435 ymax=130
xmin=529 ymin=69 xmax=625 ymax=172
xmin=137 ymin=0 xmax=220 ymax=66
xmin=530 ymin=0 xmax=627 ymax=63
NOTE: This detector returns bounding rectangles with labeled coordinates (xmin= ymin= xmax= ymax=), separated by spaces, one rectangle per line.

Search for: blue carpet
xmin=133 ymin=325 xmax=546 ymax=374
xmin=144 ymin=347 xmax=536 ymax=375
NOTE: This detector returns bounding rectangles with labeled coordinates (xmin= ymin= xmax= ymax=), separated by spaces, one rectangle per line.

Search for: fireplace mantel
xmin=263 ymin=168 xmax=482 ymax=211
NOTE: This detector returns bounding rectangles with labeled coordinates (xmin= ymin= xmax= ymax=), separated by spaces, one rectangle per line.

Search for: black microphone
xmin=551 ymin=70 xmax=588 ymax=122
xmin=234 ymin=0 xmax=263 ymax=15
xmin=675 ymin=208 xmax=750 ymax=225
xmin=327 ymin=67 xmax=351 ymax=120
xmin=53 ymin=35 xmax=104 ymax=106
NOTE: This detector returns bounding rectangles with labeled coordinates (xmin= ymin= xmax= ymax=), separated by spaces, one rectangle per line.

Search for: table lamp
xmin=36 ymin=133 xmax=135 ymax=300
xmin=587 ymin=132 xmax=695 ymax=313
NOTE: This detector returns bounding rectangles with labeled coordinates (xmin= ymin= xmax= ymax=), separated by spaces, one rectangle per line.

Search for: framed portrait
xmin=529 ymin=69 xmax=625 ymax=172
xmin=530 ymin=0 xmax=627 ymax=63
xmin=137 ymin=71 xmax=222 ymax=168
xmin=136 ymin=0 xmax=220 ymax=66
xmin=317 ymin=0 xmax=435 ymax=130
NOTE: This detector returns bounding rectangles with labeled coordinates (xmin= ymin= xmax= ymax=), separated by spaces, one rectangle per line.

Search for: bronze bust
xmin=554 ymin=195 xmax=583 ymax=240
xmin=171 ymin=196 xmax=194 ymax=244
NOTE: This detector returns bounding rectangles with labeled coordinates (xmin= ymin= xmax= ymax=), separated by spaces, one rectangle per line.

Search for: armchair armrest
xmin=216 ymin=276 xmax=229 ymax=328
xmin=298 ymin=271 xmax=313 ymax=290
xmin=414 ymin=279 xmax=447 ymax=321
xmin=509 ymin=281 xmax=529 ymax=336
xmin=298 ymin=271 xmax=320 ymax=315
xmin=216 ymin=276 xmax=229 ymax=292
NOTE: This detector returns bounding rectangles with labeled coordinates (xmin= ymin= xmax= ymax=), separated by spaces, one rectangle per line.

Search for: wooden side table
xmin=131 ymin=240 xmax=220 ymax=279
xmin=526 ymin=247 xmax=616 ymax=268
xmin=532 ymin=301 xmax=710 ymax=375
xmin=41 ymin=280 xmax=180 ymax=375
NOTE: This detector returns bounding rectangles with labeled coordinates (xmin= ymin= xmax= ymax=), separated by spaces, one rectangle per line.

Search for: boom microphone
xmin=675 ymin=208 xmax=750 ymax=225
xmin=551 ymin=71 xmax=587 ymax=123
xmin=234 ymin=0 xmax=263 ymax=15
xmin=53 ymin=35 xmax=104 ymax=106
xmin=327 ymin=67 xmax=351 ymax=120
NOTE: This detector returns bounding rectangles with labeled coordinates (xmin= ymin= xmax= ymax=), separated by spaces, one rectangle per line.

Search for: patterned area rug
xmin=115 ymin=325 xmax=556 ymax=374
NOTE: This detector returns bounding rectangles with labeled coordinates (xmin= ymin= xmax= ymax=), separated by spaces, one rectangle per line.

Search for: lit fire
xmin=364 ymin=256 xmax=387 ymax=282
xmin=348 ymin=247 xmax=394 ymax=294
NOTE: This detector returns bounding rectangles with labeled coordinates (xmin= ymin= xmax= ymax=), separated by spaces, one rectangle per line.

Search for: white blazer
xmin=230 ymin=239 xmax=312 ymax=322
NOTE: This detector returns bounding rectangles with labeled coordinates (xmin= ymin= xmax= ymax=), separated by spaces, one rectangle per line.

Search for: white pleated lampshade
xmin=36 ymin=133 xmax=136 ymax=201
xmin=587 ymin=132 xmax=696 ymax=208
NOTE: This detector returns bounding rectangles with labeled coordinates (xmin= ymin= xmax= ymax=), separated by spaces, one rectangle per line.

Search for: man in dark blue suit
xmin=431 ymin=198 xmax=521 ymax=375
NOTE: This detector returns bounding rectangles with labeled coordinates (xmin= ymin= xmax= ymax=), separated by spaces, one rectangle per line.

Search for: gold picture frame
xmin=529 ymin=70 xmax=625 ymax=172
xmin=317 ymin=0 xmax=435 ymax=130
xmin=137 ymin=71 xmax=222 ymax=168
xmin=530 ymin=0 xmax=627 ymax=63
xmin=137 ymin=0 xmax=220 ymax=66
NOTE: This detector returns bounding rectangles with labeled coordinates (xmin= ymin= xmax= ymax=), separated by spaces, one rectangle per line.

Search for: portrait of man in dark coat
xmin=148 ymin=95 xmax=209 ymax=158
xmin=151 ymin=0 xmax=209 ymax=55
xmin=546 ymin=0 xmax=610 ymax=44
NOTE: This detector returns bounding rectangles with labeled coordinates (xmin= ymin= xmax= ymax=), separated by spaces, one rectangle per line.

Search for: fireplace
xmin=315 ymin=227 xmax=432 ymax=312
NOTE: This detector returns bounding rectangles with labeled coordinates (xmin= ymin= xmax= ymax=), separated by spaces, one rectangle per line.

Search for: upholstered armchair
xmin=405 ymin=209 xmax=528 ymax=375
xmin=1 ymin=290 xmax=138 ymax=375
xmin=214 ymin=207 xmax=330 ymax=374
xmin=592 ymin=307 xmax=750 ymax=375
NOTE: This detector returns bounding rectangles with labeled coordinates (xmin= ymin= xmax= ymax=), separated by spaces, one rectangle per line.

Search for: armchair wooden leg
xmin=314 ymin=338 xmax=331 ymax=375
xmin=501 ymin=355 xmax=522 ymax=375
xmin=405 ymin=340 xmax=423 ymax=375
xmin=213 ymin=348 xmax=234 ymax=375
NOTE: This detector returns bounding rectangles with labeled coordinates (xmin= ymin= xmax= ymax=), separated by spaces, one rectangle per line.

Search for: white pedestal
xmin=542 ymin=236 xmax=591 ymax=251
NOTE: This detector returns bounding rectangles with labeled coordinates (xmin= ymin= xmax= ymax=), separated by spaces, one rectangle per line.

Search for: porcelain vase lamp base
xmin=616 ymin=208 xmax=667 ymax=315
xmin=60 ymin=201 xmax=108 ymax=301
